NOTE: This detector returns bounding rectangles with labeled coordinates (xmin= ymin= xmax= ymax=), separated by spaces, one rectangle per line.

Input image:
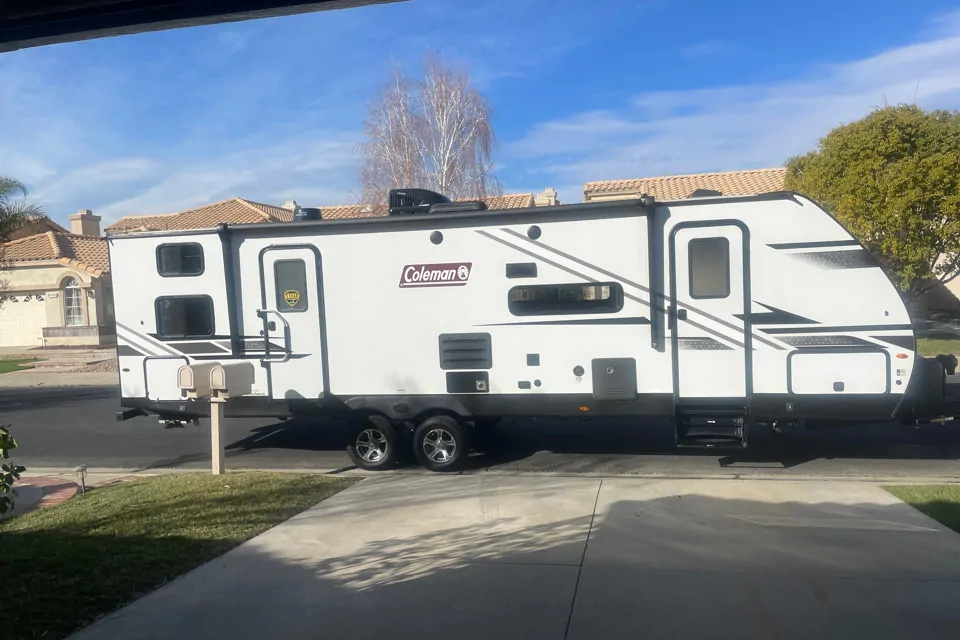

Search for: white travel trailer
xmin=109 ymin=189 xmax=959 ymax=471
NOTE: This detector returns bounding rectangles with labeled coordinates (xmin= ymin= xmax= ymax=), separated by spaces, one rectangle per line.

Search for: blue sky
xmin=1 ymin=0 xmax=960 ymax=225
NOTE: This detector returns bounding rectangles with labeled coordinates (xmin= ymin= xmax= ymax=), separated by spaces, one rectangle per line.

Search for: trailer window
xmin=157 ymin=243 xmax=204 ymax=276
xmin=688 ymin=237 xmax=730 ymax=299
xmin=155 ymin=295 xmax=214 ymax=338
xmin=274 ymin=259 xmax=308 ymax=312
xmin=508 ymin=283 xmax=623 ymax=316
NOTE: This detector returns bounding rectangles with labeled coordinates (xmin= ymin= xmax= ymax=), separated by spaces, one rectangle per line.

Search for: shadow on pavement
xmin=61 ymin=478 xmax=960 ymax=640
xmin=217 ymin=415 xmax=960 ymax=473
xmin=0 ymin=386 xmax=118 ymax=412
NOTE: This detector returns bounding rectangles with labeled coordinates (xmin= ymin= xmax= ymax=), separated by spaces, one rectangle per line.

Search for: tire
xmin=346 ymin=415 xmax=399 ymax=471
xmin=413 ymin=415 xmax=469 ymax=472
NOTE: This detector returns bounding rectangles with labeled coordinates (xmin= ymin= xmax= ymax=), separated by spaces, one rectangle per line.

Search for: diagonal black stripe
xmin=736 ymin=302 xmax=817 ymax=325
xmin=498 ymin=228 xmax=778 ymax=350
xmin=761 ymin=324 xmax=913 ymax=335
xmin=791 ymin=249 xmax=879 ymax=270
xmin=477 ymin=230 xmax=745 ymax=348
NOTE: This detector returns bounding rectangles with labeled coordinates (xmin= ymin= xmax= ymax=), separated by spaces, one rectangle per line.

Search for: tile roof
xmin=1 ymin=231 xmax=109 ymax=274
xmin=583 ymin=168 xmax=788 ymax=200
xmin=105 ymin=198 xmax=293 ymax=234
xmin=316 ymin=194 xmax=536 ymax=220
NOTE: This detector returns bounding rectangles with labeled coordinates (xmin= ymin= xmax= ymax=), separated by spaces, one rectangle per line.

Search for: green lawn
xmin=0 ymin=472 xmax=358 ymax=640
xmin=0 ymin=358 xmax=37 ymax=373
xmin=916 ymin=335 xmax=960 ymax=357
xmin=886 ymin=485 xmax=960 ymax=534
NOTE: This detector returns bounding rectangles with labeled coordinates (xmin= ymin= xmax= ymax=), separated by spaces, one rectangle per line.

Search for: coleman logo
xmin=399 ymin=262 xmax=472 ymax=288
xmin=283 ymin=290 xmax=301 ymax=307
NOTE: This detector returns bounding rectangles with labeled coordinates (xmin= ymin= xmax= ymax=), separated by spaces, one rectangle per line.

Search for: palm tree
xmin=0 ymin=177 xmax=44 ymax=244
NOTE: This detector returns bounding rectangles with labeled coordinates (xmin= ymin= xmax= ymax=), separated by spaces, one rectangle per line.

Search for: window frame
xmin=156 ymin=242 xmax=205 ymax=277
xmin=688 ymin=237 xmax=731 ymax=300
xmin=274 ymin=259 xmax=309 ymax=313
xmin=507 ymin=282 xmax=624 ymax=317
xmin=154 ymin=294 xmax=215 ymax=339
xmin=63 ymin=276 xmax=84 ymax=326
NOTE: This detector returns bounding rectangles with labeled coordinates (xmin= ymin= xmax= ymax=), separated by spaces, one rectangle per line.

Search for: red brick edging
xmin=22 ymin=476 xmax=79 ymax=509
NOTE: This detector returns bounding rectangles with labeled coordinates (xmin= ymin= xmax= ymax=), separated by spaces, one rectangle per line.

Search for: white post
xmin=210 ymin=396 xmax=226 ymax=475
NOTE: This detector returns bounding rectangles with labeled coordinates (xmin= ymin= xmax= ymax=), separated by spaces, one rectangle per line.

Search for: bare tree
xmin=360 ymin=52 xmax=501 ymax=204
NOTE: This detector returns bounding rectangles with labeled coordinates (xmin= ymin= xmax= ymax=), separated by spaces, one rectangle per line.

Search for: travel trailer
xmin=109 ymin=189 xmax=959 ymax=472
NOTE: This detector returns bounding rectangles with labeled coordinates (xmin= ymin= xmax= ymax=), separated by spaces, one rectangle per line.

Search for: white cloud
xmin=95 ymin=134 xmax=360 ymax=222
xmin=504 ymin=15 xmax=960 ymax=190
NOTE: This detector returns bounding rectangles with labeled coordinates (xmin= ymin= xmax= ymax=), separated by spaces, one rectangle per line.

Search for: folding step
xmin=676 ymin=406 xmax=748 ymax=449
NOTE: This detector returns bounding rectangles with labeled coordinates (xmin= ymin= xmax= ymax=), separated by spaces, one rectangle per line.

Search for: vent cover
xmin=439 ymin=333 xmax=492 ymax=370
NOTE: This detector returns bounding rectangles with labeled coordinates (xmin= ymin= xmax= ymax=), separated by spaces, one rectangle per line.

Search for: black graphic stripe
xmin=791 ymin=249 xmax=879 ymax=270
xmin=477 ymin=230 xmax=744 ymax=348
xmin=166 ymin=341 xmax=231 ymax=354
xmin=761 ymin=324 xmax=913 ymax=335
xmin=116 ymin=322 xmax=179 ymax=357
xmin=481 ymin=316 xmax=651 ymax=327
xmin=735 ymin=302 xmax=817 ymax=325
xmin=872 ymin=335 xmax=916 ymax=351
xmin=777 ymin=335 xmax=873 ymax=348
xmin=497 ymin=228 xmax=782 ymax=350
xmin=117 ymin=344 xmax=146 ymax=357
xmin=768 ymin=240 xmax=859 ymax=250
xmin=678 ymin=337 xmax=733 ymax=351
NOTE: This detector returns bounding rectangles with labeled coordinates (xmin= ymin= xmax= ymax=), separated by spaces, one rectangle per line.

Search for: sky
xmin=1 ymin=0 xmax=960 ymax=226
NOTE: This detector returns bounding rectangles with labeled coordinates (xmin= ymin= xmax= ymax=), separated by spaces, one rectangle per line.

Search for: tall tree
xmin=785 ymin=105 xmax=960 ymax=297
xmin=0 ymin=176 xmax=43 ymax=245
xmin=360 ymin=52 xmax=501 ymax=204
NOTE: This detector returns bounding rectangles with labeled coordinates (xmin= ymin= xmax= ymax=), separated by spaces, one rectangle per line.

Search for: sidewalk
xmin=69 ymin=475 xmax=960 ymax=640
xmin=0 ymin=370 xmax=118 ymax=388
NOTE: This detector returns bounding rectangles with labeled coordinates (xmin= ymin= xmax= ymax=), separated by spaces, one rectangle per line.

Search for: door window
xmin=688 ymin=237 xmax=730 ymax=299
xmin=275 ymin=259 xmax=308 ymax=312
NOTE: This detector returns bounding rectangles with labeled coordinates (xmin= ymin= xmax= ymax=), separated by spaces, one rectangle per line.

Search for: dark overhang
xmin=0 ymin=0 xmax=401 ymax=53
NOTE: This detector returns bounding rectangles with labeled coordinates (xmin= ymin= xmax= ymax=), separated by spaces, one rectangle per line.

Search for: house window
xmin=508 ymin=282 xmax=623 ymax=316
xmin=274 ymin=260 xmax=308 ymax=313
xmin=155 ymin=296 xmax=214 ymax=338
xmin=157 ymin=243 xmax=204 ymax=276
xmin=63 ymin=277 xmax=84 ymax=326
xmin=688 ymin=237 xmax=730 ymax=299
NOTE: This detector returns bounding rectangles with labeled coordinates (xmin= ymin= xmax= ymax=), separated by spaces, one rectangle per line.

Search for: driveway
xmin=72 ymin=476 xmax=960 ymax=640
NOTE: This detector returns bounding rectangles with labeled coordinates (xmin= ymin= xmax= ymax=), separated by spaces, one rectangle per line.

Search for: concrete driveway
xmin=72 ymin=476 xmax=960 ymax=640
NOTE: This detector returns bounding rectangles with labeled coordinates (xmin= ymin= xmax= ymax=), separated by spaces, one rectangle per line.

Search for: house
xmin=583 ymin=168 xmax=960 ymax=313
xmin=106 ymin=190 xmax=558 ymax=231
xmin=0 ymin=210 xmax=112 ymax=347
xmin=104 ymin=198 xmax=294 ymax=234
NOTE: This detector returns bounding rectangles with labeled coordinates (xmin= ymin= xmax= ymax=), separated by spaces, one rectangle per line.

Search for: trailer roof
xmin=106 ymin=191 xmax=802 ymax=240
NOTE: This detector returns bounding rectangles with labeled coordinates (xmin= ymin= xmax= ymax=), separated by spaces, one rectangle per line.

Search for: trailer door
xmin=259 ymin=245 xmax=326 ymax=400
xmin=669 ymin=222 xmax=750 ymax=399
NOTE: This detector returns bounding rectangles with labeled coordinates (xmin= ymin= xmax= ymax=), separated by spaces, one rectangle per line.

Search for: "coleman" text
xmin=399 ymin=262 xmax=472 ymax=288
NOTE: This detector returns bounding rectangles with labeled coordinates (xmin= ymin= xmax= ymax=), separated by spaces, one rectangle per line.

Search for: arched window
xmin=63 ymin=277 xmax=84 ymax=326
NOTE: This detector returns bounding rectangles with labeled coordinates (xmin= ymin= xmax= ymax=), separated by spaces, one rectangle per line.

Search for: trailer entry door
xmin=259 ymin=245 xmax=326 ymax=400
xmin=669 ymin=222 xmax=750 ymax=400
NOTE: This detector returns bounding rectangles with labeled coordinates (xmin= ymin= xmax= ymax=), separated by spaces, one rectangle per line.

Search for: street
xmin=5 ymin=385 xmax=960 ymax=479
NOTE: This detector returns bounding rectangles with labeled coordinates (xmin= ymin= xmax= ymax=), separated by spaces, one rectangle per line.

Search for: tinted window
xmin=157 ymin=243 xmax=204 ymax=276
xmin=156 ymin=296 xmax=214 ymax=338
xmin=274 ymin=260 xmax=308 ymax=312
xmin=689 ymin=237 xmax=730 ymax=299
xmin=508 ymin=283 xmax=623 ymax=316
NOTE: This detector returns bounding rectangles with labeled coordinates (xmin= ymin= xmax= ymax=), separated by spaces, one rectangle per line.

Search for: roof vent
xmin=428 ymin=201 xmax=488 ymax=214
xmin=389 ymin=188 xmax=450 ymax=216
xmin=293 ymin=207 xmax=322 ymax=222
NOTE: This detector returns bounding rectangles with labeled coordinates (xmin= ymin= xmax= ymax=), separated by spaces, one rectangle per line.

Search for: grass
xmin=0 ymin=358 xmax=37 ymax=373
xmin=0 ymin=472 xmax=358 ymax=640
xmin=886 ymin=485 xmax=960 ymax=535
xmin=916 ymin=336 xmax=960 ymax=357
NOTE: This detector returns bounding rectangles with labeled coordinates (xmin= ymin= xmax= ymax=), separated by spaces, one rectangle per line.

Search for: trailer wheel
xmin=413 ymin=416 xmax=469 ymax=472
xmin=346 ymin=415 xmax=398 ymax=471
